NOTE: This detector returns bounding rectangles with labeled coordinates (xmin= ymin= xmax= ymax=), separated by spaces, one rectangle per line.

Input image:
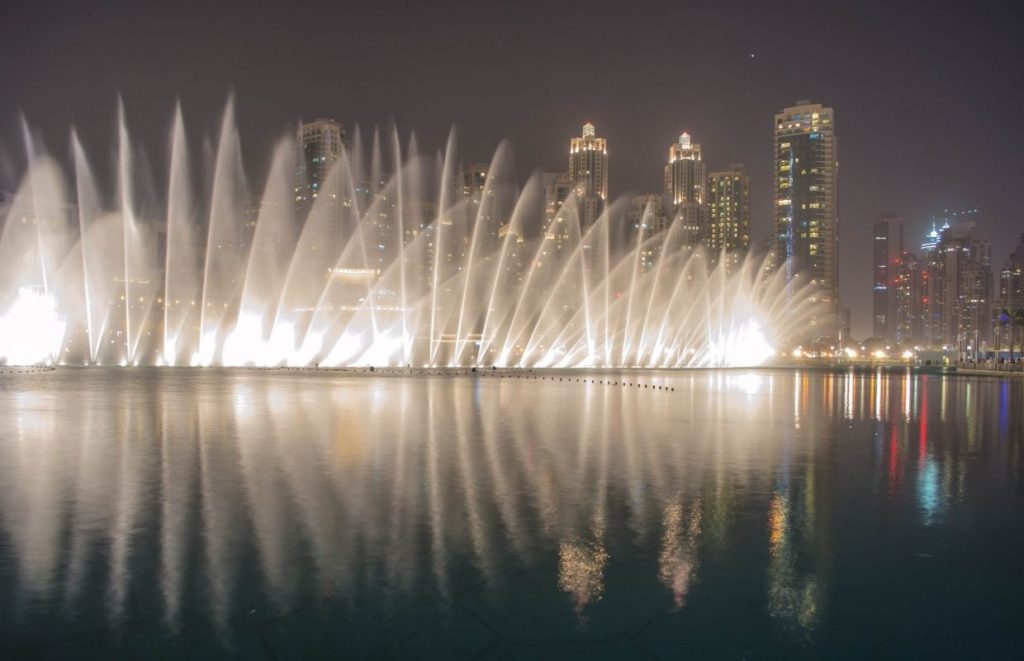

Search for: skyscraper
xmin=872 ymin=214 xmax=903 ymax=340
xmin=568 ymin=122 xmax=608 ymax=230
xmin=894 ymin=251 xmax=924 ymax=345
xmin=707 ymin=164 xmax=750 ymax=260
xmin=295 ymin=118 xmax=346 ymax=208
xmin=665 ymin=132 xmax=705 ymax=207
xmin=774 ymin=101 xmax=839 ymax=338
xmin=664 ymin=132 xmax=706 ymax=246
xmin=997 ymin=232 xmax=1024 ymax=350
xmin=922 ymin=221 xmax=993 ymax=355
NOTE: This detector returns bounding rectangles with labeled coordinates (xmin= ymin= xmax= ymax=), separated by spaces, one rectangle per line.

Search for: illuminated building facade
xmin=664 ymin=132 xmax=706 ymax=247
xmin=894 ymin=251 xmax=924 ymax=345
xmin=568 ymin=122 xmax=608 ymax=230
xmin=774 ymin=101 xmax=839 ymax=338
xmin=707 ymin=164 xmax=750 ymax=262
xmin=665 ymin=132 xmax=705 ymax=207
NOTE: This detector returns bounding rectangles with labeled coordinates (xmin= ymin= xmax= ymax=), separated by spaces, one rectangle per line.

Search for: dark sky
xmin=2 ymin=0 xmax=1023 ymax=338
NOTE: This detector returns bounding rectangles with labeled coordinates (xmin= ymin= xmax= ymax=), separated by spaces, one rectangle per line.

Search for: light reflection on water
xmin=0 ymin=368 xmax=1022 ymax=657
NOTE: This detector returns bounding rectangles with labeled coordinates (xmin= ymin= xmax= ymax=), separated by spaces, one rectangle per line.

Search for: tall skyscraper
xmin=997 ymin=232 xmax=1024 ymax=350
xmin=707 ymin=164 xmax=750 ymax=259
xmin=295 ymin=118 xmax=346 ymax=208
xmin=665 ymin=132 xmax=705 ymax=206
xmin=894 ymin=251 xmax=924 ymax=345
xmin=921 ymin=221 xmax=944 ymax=253
xmin=568 ymin=122 xmax=608 ymax=230
xmin=664 ymin=132 xmax=706 ymax=246
xmin=922 ymin=221 xmax=993 ymax=355
xmin=774 ymin=101 xmax=839 ymax=338
xmin=872 ymin=214 xmax=903 ymax=339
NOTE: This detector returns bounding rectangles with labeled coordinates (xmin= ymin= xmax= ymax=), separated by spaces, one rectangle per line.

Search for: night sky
xmin=1 ymin=0 xmax=1022 ymax=338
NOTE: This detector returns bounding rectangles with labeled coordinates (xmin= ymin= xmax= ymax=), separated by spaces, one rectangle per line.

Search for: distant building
xmin=872 ymin=214 xmax=903 ymax=340
xmin=543 ymin=171 xmax=574 ymax=251
xmin=460 ymin=163 xmax=489 ymax=201
xmin=456 ymin=162 xmax=502 ymax=256
xmin=568 ymin=122 xmax=608 ymax=230
xmin=894 ymin=251 xmax=924 ymax=345
xmin=774 ymin=101 xmax=839 ymax=339
xmin=870 ymin=213 xmax=928 ymax=346
xmin=665 ymin=132 xmax=705 ymax=207
xmin=922 ymin=221 xmax=992 ymax=356
xmin=707 ymin=164 xmax=750 ymax=264
xmin=628 ymin=194 xmax=669 ymax=275
xmin=920 ymin=222 xmax=944 ymax=253
xmin=664 ymin=132 xmax=706 ymax=247
xmin=295 ymin=118 xmax=346 ymax=209
xmin=996 ymin=232 xmax=1024 ymax=350
xmin=628 ymin=193 xmax=669 ymax=235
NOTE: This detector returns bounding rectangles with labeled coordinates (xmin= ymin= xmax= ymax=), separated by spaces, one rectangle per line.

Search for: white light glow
xmin=0 ymin=288 xmax=66 ymax=366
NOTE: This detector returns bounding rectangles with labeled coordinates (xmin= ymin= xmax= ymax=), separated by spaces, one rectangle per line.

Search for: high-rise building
xmin=628 ymin=194 xmax=669 ymax=275
xmin=543 ymin=171 xmax=574 ymax=251
xmin=707 ymin=164 xmax=750 ymax=259
xmin=921 ymin=221 xmax=993 ymax=355
xmin=568 ymin=122 xmax=608 ymax=230
xmin=295 ymin=118 xmax=346 ymax=208
xmin=628 ymin=193 xmax=669 ymax=236
xmin=457 ymin=162 xmax=502 ymax=256
xmin=664 ymin=132 xmax=706 ymax=247
xmin=894 ymin=251 xmax=924 ymax=345
xmin=921 ymin=221 xmax=944 ymax=253
xmin=665 ymin=132 xmax=705 ymax=207
xmin=460 ymin=163 xmax=489 ymax=200
xmin=996 ymin=232 xmax=1024 ymax=350
xmin=774 ymin=101 xmax=839 ymax=338
xmin=872 ymin=214 xmax=903 ymax=339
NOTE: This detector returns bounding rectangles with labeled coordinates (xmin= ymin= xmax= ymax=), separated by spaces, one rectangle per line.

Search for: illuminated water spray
xmin=0 ymin=103 xmax=821 ymax=368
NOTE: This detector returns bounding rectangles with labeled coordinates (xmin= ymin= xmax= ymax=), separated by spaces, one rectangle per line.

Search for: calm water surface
xmin=0 ymin=368 xmax=1022 ymax=658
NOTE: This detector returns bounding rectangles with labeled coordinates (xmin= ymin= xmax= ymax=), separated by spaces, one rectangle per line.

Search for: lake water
xmin=0 ymin=368 xmax=1022 ymax=658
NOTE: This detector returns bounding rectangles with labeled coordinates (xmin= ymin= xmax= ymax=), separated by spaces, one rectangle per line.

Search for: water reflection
xmin=0 ymin=368 xmax=1021 ymax=652
xmin=658 ymin=499 xmax=701 ymax=610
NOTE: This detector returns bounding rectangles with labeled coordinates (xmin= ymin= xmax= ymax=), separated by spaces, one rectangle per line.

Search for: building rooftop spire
xmin=679 ymin=132 xmax=691 ymax=149
xmin=582 ymin=122 xmax=595 ymax=138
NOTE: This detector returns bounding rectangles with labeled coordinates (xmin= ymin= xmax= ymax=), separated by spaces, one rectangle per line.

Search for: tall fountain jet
xmin=0 ymin=102 xmax=822 ymax=368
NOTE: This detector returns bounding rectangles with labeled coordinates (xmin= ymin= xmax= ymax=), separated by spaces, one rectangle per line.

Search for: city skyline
xmin=2 ymin=100 xmax=1017 ymax=344
xmin=2 ymin=1 xmax=1023 ymax=338
xmin=1 ymin=4 xmax=1023 ymax=658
